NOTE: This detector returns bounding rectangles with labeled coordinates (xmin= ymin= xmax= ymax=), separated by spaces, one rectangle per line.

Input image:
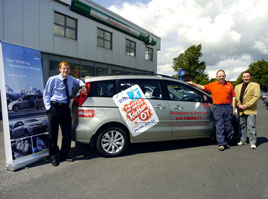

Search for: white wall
xmin=0 ymin=0 xmax=160 ymax=73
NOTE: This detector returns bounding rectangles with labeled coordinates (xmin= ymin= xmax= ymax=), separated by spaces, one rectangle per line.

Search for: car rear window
xmin=89 ymin=80 xmax=116 ymax=97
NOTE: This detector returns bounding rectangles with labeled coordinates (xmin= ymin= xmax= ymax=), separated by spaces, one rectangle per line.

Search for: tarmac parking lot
xmin=0 ymin=101 xmax=268 ymax=199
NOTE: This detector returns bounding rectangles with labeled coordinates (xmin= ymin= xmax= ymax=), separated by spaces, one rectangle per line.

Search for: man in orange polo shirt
xmin=187 ymin=70 xmax=236 ymax=151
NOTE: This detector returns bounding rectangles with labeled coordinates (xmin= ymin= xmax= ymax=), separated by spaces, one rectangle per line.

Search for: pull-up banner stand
xmin=0 ymin=41 xmax=48 ymax=171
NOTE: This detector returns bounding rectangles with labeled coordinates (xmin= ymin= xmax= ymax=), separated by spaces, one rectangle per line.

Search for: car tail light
xmin=73 ymin=82 xmax=90 ymax=107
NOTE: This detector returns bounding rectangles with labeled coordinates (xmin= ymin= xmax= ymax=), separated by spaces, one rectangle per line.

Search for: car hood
xmin=8 ymin=101 xmax=18 ymax=107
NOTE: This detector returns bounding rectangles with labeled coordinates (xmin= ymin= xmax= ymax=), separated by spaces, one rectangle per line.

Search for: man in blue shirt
xmin=43 ymin=61 xmax=86 ymax=166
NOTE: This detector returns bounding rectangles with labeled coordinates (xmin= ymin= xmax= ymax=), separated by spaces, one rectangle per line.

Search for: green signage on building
xmin=71 ymin=0 xmax=157 ymax=46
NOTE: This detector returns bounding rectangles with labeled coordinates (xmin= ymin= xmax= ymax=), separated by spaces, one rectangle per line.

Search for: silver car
xmin=72 ymin=75 xmax=215 ymax=157
xmin=8 ymin=95 xmax=45 ymax=112
xmin=10 ymin=119 xmax=48 ymax=139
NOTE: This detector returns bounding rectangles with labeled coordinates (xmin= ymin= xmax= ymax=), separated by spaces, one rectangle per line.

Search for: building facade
xmin=0 ymin=0 xmax=161 ymax=84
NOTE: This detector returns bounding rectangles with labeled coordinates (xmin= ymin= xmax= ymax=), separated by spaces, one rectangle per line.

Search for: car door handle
xmin=173 ymin=105 xmax=183 ymax=110
xmin=155 ymin=104 xmax=166 ymax=109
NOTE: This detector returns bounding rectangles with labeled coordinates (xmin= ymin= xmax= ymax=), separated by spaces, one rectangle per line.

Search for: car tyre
xmin=96 ymin=126 xmax=128 ymax=157
xmin=13 ymin=105 xmax=20 ymax=112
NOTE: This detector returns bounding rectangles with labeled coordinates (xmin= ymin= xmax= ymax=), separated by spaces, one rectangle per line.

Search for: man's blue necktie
xmin=63 ymin=78 xmax=70 ymax=104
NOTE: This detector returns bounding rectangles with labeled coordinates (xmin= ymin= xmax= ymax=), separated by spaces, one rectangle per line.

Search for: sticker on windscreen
xmin=113 ymin=84 xmax=159 ymax=137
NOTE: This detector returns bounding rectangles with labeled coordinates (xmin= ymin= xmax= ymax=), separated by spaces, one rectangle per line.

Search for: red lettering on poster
xmin=123 ymin=99 xmax=152 ymax=121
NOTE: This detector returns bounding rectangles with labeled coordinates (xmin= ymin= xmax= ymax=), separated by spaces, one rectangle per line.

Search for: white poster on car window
xmin=0 ymin=41 xmax=48 ymax=171
xmin=113 ymin=85 xmax=159 ymax=137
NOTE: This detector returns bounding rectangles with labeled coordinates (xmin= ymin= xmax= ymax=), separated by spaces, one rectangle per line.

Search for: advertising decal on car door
xmin=113 ymin=85 xmax=159 ymax=137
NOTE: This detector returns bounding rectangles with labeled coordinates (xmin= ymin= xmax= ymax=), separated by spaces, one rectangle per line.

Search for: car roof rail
xmin=83 ymin=73 xmax=178 ymax=79
xmin=154 ymin=74 xmax=177 ymax=79
xmin=105 ymin=72 xmax=155 ymax=76
xmin=83 ymin=72 xmax=154 ymax=79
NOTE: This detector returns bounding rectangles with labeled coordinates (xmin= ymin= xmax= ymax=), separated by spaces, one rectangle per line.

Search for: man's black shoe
xmin=225 ymin=144 xmax=230 ymax=149
xmin=51 ymin=157 xmax=60 ymax=167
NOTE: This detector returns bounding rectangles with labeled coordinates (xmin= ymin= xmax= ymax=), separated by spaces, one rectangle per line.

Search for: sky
xmin=93 ymin=0 xmax=268 ymax=80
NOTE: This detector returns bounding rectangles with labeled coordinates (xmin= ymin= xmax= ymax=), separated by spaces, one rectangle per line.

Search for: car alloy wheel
xmin=96 ymin=127 xmax=128 ymax=157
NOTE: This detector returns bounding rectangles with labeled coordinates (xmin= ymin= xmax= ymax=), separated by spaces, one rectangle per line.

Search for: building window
xmin=54 ymin=12 xmax=77 ymax=40
xmin=97 ymin=28 xmax=112 ymax=50
xmin=126 ymin=39 xmax=136 ymax=56
xmin=96 ymin=66 xmax=108 ymax=76
xmin=145 ymin=47 xmax=153 ymax=61
xmin=80 ymin=64 xmax=95 ymax=77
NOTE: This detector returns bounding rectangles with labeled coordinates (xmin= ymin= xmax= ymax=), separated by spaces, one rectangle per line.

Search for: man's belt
xmin=214 ymin=103 xmax=232 ymax=106
xmin=50 ymin=101 xmax=68 ymax=106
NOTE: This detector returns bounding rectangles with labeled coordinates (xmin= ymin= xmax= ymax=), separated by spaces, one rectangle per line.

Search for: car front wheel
xmin=96 ymin=126 xmax=128 ymax=157
xmin=13 ymin=105 xmax=20 ymax=112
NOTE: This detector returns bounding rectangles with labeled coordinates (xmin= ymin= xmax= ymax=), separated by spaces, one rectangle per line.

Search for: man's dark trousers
xmin=47 ymin=104 xmax=72 ymax=160
xmin=213 ymin=104 xmax=233 ymax=146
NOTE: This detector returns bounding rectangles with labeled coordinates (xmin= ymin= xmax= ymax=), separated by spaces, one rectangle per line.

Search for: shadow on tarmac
xmin=16 ymin=134 xmax=268 ymax=170
xmin=257 ymin=136 xmax=268 ymax=146
xmin=71 ymin=137 xmax=214 ymax=160
xmin=21 ymin=137 xmax=214 ymax=170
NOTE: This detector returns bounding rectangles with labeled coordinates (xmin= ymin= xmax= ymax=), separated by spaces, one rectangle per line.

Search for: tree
xmin=209 ymin=78 xmax=217 ymax=83
xmin=233 ymin=73 xmax=242 ymax=87
xmin=234 ymin=59 xmax=268 ymax=91
xmin=172 ymin=44 xmax=209 ymax=84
